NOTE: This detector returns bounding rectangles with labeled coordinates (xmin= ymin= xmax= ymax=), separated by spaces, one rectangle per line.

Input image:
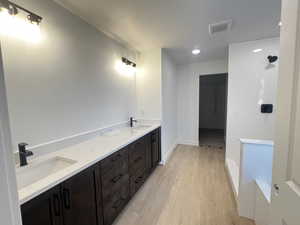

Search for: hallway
xmin=199 ymin=129 xmax=225 ymax=148
xmin=114 ymin=145 xmax=254 ymax=225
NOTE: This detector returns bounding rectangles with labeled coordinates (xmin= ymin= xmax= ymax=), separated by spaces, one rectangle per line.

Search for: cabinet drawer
xmin=151 ymin=129 xmax=161 ymax=167
xmin=102 ymin=174 xmax=129 ymax=202
xmin=129 ymin=154 xmax=146 ymax=175
xmin=103 ymin=184 xmax=129 ymax=225
xmin=129 ymin=139 xmax=146 ymax=166
xmin=101 ymin=159 xmax=128 ymax=185
xmin=130 ymin=170 xmax=146 ymax=197
xmin=101 ymin=147 xmax=128 ymax=175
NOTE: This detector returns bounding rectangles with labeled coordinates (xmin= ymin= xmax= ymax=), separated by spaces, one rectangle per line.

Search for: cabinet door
xmin=151 ymin=130 xmax=160 ymax=168
xmin=21 ymin=185 xmax=63 ymax=225
xmin=145 ymin=134 xmax=152 ymax=176
xmin=62 ymin=167 xmax=99 ymax=225
xmin=95 ymin=165 xmax=104 ymax=225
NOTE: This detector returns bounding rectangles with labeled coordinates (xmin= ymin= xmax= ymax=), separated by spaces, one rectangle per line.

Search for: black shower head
xmin=268 ymin=55 xmax=278 ymax=63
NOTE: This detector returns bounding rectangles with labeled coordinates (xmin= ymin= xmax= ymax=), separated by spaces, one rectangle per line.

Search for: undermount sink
xmin=132 ymin=125 xmax=152 ymax=131
xmin=16 ymin=156 xmax=77 ymax=189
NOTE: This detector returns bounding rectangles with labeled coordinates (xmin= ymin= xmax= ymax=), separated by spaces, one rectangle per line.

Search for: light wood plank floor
xmin=114 ymin=145 xmax=255 ymax=225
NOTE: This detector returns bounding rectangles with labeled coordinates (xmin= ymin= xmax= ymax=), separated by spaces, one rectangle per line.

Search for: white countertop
xmin=17 ymin=123 xmax=160 ymax=205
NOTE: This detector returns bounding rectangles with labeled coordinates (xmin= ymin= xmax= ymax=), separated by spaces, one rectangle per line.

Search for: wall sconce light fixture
xmin=0 ymin=0 xmax=43 ymax=43
xmin=122 ymin=57 xmax=136 ymax=68
xmin=115 ymin=57 xmax=137 ymax=76
xmin=267 ymin=55 xmax=278 ymax=64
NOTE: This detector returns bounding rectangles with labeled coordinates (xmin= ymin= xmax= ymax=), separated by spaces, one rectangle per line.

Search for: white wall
xmin=136 ymin=49 xmax=178 ymax=163
xmin=177 ymin=59 xmax=228 ymax=145
xmin=226 ymin=38 xmax=279 ymax=190
xmin=136 ymin=49 xmax=162 ymax=120
xmin=161 ymin=50 xmax=178 ymax=163
xmin=1 ymin=0 xmax=137 ymax=152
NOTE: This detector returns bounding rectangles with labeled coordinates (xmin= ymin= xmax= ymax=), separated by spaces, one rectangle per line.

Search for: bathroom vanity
xmin=19 ymin=126 xmax=161 ymax=225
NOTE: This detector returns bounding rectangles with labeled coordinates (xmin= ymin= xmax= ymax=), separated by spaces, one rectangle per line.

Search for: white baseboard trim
xmin=160 ymin=141 xmax=178 ymax=165
xmin=225 ymin=160 xmax=238 ymax=202
xmin=178 ymin=140 xmax=199 ymax=146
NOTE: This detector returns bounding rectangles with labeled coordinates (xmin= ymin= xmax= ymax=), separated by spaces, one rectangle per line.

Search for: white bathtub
xmin=232 ymin=139 xmax=273 ymax=225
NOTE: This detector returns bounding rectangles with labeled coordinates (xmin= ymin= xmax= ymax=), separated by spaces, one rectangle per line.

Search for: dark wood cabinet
xmin=102 ymin=181 xmax=129 ymax=225
xmin=101 ymin=148 xmax=128 ymax=176
xmin=151 ymin=128 xmax=161 ymax=168
xmin=21 ymin=185 xmax=63 ymax=225
xmin=61 ymin=167 xmax=100 ymax=225
xmin=21 ymin=127 xmax=161 ymax=225
xmin=128 ymin=138 xmax=146 ymax=171
xmin=130 ymin=169 xmax=147 ymax=196
xmin=128 ymin=136 xmax=148 ymax=198
xmin=21 ymin=167 xmax=102 ymax=225
xmin=100 ymin=146 xmax=130 ymax=225
xmin=145 ymin=134 xmax=152 ymax=176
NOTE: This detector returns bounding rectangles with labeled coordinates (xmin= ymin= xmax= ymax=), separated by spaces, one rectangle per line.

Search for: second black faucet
xmin=130 ymin=117 xmax=137 ymax=127
xmin=18 ymin=143 xmax=33 ymax=167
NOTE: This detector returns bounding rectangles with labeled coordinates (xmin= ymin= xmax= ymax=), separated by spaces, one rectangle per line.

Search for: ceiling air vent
xmin=209 ymin=20 xmax=232 ymax=35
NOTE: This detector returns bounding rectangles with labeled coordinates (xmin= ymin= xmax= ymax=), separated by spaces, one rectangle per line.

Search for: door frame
xmin=270 ymin=0 xmax=300 ymax=224
xmin=198 ymin=73 xmax=228 ymax=143
xmin=0 ymin=43 xmax=22 ymax=225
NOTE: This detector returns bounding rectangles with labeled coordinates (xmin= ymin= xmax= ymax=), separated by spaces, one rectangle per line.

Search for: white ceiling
xmin=55 ymin=0 xmax=281 ymax=64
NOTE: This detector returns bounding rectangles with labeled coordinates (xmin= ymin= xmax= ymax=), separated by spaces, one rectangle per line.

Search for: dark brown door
xmin=21 ymin=185 xmax=63 ymax=225
xmin=61 ymin=167 xmax=99 ymax=225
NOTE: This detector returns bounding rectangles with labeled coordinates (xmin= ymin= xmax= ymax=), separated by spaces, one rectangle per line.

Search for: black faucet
xmin=130 ymin=117 xmax=137 ymax=127
xmin=18 ymin=143 xmax=33 ymax=167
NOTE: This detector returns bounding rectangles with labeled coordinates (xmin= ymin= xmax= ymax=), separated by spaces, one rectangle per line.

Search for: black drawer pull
xmin=111 ymin=174 xmax=123 ymax=183
xmin=63 ymin=188 xmax=71 ymax=210
xmin=133 ymin=156 xmax=142 ymax=164
xmin=53 ymin=194 xmax=61 ymax=216
xmin=135 ymin=176 xmax=143 ymax=184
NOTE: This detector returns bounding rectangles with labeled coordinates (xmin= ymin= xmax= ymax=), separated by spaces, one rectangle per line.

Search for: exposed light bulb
xmin=0 ymin=7 xmax=9 ymax=14
xmin=192 ymin=49 xmax=201 ymax=55
xmin=115 ymin=60 xmax=136 ymax=77
xmin=0 ymin=10 xmax=42 ymax=43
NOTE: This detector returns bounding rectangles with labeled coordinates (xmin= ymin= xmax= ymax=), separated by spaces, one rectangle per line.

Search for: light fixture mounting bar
xmin=7 ymin=0 xmax=42 ymax=23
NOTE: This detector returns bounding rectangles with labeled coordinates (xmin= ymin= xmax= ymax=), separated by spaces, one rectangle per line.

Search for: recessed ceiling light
xmin=192 ymin=49 xmax=201 ymax=55
xmin=278 ymin=21 xmax=282 ymax=27
xmin=253 ymin=48 xmax=263 ymax=53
